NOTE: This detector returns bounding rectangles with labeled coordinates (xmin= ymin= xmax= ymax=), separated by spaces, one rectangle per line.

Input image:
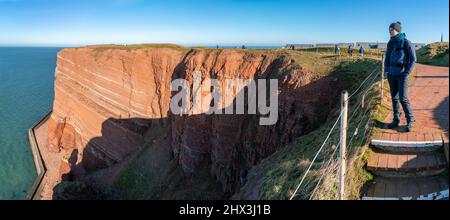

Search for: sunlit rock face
xmin=47 ymin=46 xmax=340 ymax=194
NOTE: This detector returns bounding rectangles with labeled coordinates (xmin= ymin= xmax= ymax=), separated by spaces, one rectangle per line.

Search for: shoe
xmin=406 ymin=121 xmax=414 ymax=132
xmin=387 ymin=120 xmax=400 ymax=129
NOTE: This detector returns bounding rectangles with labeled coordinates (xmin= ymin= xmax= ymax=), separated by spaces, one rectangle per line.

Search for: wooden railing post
xmin=338 ymin=91 xmax=348 ymax=200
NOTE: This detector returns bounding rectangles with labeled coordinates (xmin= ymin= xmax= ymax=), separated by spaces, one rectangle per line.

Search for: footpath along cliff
xmin=46 ymin=44 xmax=349 ymax=198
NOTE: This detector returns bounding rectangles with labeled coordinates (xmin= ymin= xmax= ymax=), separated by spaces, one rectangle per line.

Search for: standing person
xmin=348 ymin=44 xmax=353 ymax=56
xmin=385 ymin=21 xmax=417 ymax=132
xmin=359 ymin=46 xmax=365 ymax=58
xmin=336 ymin=46 xmax=341 ymax=56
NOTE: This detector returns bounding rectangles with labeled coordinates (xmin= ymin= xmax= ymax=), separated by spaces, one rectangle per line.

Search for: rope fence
xmin=289 ymin=56 xmax=384 ymax=200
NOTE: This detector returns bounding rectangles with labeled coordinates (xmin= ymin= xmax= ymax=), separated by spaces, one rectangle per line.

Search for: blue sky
xmin=0 ymin=0 xmax=448 ymax=46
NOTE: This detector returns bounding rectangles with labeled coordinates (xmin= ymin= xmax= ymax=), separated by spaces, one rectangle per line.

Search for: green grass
xmin=89 ymin=43 xmax=190 ymax=52
xmin=295 ymin=47 xmax=385 ymax=59
xmin=417 ymin=42 xmax=449 ymax=66
xmin=280 ymin=49 xmax=379 ymax=76
xmin=249 ymin=58 xmax=384 ymax=200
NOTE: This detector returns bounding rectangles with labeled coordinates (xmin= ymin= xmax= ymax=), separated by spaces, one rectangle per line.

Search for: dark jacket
xmin=384 ymin=38 xmax=416 ymax=76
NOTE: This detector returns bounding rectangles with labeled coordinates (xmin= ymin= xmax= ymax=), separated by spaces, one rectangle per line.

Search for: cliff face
xmin=48 ymin=47 xmax=185 ymax=170
xmin=48 ymin=46 xmax=342 ymax=195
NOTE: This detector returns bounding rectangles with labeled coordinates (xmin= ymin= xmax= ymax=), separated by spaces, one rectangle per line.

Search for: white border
xmin=371 ymin=140 xmax=443 ymax=148
xmin=362 ymin=189 xmax=449 ymax=200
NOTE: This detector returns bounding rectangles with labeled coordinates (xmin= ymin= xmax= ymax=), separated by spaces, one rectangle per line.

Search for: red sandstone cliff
xmin=47 ymin=45 xmax=342 ymax=196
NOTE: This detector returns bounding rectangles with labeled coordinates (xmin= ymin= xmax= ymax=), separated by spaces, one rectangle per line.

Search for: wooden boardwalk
xmin=363 ymin=64 xmax=449 ymax=200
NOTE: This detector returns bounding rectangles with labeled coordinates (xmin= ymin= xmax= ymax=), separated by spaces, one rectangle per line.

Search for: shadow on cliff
xmin=52 ymin=58 xmax=378 ymax=200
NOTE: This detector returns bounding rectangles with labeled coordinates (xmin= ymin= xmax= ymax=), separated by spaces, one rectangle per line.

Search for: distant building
xmin=412 ymin=43 xmax=426 ymax=50
xmin=284 ymin=42 xmax=426 ymax=51
xmin=337 ymin=43 xmax=354 ymax=48
xmin=356 ymin=42 xmax=380 ymax=49
xmin=315 ymin=43 xmax=336 ymax=48
xmin=377 ymin=43 xmax=388 ymax=49
xmin=285 ymin=44 xmax=315 ymax=49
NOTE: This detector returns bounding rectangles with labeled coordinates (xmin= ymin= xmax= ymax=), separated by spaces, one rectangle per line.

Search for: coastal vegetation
xmin=417 ymin=42 xmax=449 ymax=66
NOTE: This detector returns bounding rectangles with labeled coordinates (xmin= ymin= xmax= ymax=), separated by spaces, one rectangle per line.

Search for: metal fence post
xmin=381 ymin=55 xmax=385 ymax=103
xmin=338 ymin=91 xmax=348 ymax=200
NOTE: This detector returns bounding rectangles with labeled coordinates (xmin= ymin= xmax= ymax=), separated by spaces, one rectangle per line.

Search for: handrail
xmin=26 ymin=111 xmax=52 ymax=200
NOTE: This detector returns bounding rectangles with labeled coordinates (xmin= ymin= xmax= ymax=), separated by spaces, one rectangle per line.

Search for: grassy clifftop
xmin=417 ymin=42 xmax=449 ymax=66
xmin=88 ymin=43 xmax=189 ymax=51
xmin=238 ymin=58 xmax=383 ymax=200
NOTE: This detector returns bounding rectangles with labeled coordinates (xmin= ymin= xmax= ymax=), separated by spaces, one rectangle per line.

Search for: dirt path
xmin=34 ymin=118 xmax=64 ymax=200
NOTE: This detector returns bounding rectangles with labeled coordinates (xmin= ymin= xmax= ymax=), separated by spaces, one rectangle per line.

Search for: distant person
xmin=335 ymin=45 xmax=341 ymax=56
xmin=359 ymin=46 xmax=365 ymax=58
xmin=242 ymin=45 xmax=246 ymax=49
xmin=385 ymin=21 xmax=417 ymax=132
xmin=216 ymin=45 xmax=219 ymax=49
xmin=348 ymin=45 xmax=353 ymax=56
xmin=335 ymin=44 xmax=338 ymax=54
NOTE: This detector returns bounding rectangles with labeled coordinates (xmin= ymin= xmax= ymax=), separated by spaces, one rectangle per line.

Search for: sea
xmin=0 ymin=45 xmax=280 ymax=199
xmin=0 ymin=47 xmax=60 ymax=199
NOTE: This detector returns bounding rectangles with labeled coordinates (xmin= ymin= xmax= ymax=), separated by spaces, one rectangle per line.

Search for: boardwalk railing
xmin=27 ymin=111 xmax=52 ymax=200
xmin=290 ymin=57 xmax=384 ymax=200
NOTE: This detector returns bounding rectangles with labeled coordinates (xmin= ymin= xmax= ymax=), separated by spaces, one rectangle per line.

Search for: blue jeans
xmin=387 ymin=74 xmax=414 ymax=123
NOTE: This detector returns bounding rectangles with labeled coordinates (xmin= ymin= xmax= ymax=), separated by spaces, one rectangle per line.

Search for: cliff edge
xmin=46 ymin=44 xmax=347 ymax=198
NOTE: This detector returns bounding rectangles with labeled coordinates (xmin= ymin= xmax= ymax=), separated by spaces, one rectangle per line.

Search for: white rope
xmin=348 ymin=66 xmax=379 ymax=99
xmin=347 ymin=71 xmax=380 ymax=123
xmin=289 ymin=61 xmax=381 ymax=200
xmin=289 ymin=110 xmax=343 ymax=200
xmin=309 ymin=135 xmax=342 ymax=200
xmin=346 ymin=110 xmax=369 ymax=153
xmin=309 ymin=91 xmax=374 ymax=200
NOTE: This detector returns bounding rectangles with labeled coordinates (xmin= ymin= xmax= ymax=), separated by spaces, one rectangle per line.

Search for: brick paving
xmin=367 ymin=151 xmax=446 ymax=172
xmin=382 ymin=63 xmax=448 ymax=136
xmin=364 ymin=64 xmax=449 ymax=200
xmin=364 ymin=176 xmax=449 ymax=199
